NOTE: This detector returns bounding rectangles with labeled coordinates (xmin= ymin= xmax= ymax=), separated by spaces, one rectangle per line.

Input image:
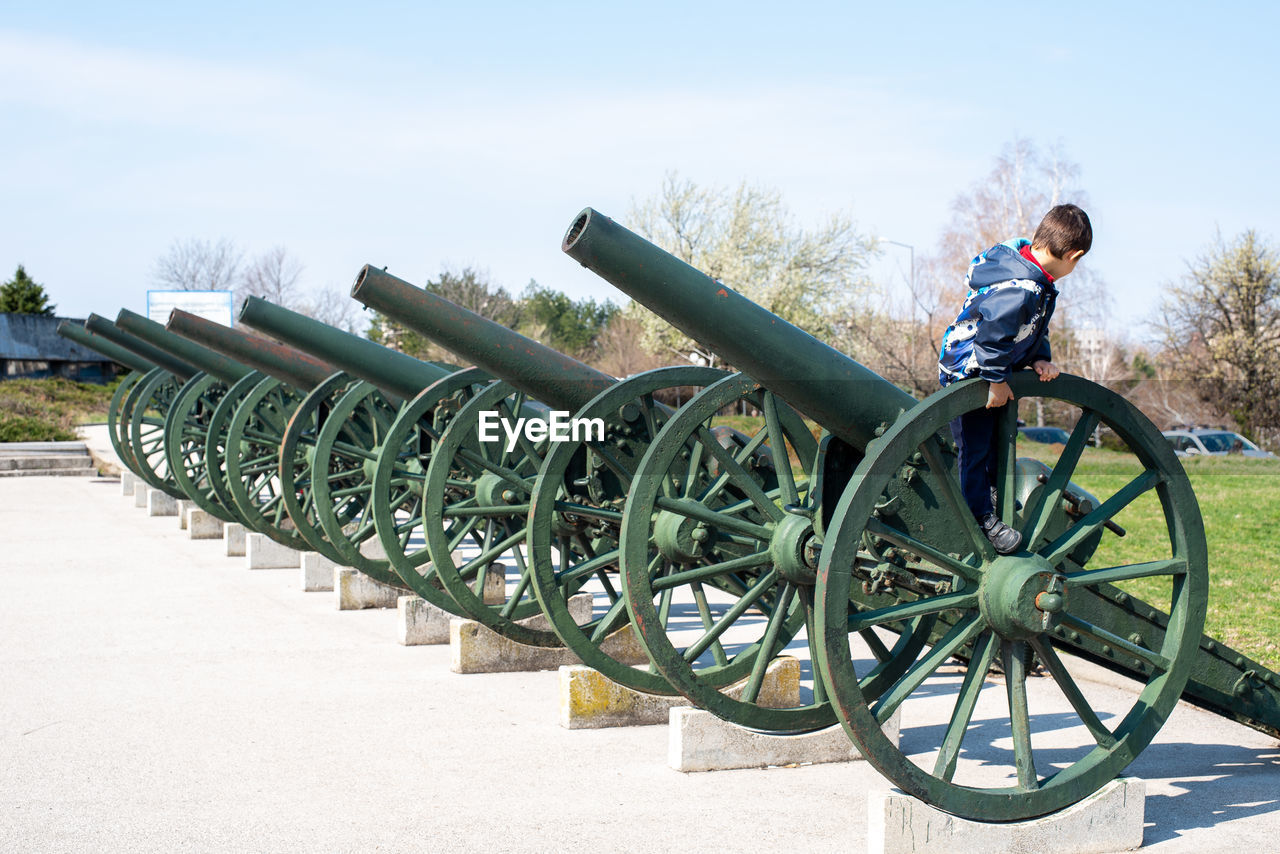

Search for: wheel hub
xmin=978 ymin=554 xmax=1067 ymax=641
xmin=771 ymin=512 xmax=817 ymax=585
xmin=654 ymin=508 xmax=713 ymax=564
xmin=475 ymin=472 xmax=523 ymax=508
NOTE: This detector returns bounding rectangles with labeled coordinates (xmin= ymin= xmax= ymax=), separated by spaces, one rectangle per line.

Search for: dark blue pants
xmin=950 ymin=406 xmax=1005 ymax=521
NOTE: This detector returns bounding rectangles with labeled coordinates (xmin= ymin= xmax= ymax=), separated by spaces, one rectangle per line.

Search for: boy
xmin=937 ymin=203 xmax=1092 ymax=554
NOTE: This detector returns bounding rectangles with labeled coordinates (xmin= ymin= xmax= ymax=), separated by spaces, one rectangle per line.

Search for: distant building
xmin=0 ymin=314 xmax=119 ymax=383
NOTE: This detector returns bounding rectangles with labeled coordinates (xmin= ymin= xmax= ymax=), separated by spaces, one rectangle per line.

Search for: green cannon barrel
xmin=236 ymin=296 xmax=450 ymax=402
xmin=86 ymin=314 xmax=200 ymax=381
xmin=116 ymin=309 xmax=251 ymax=385
xmin=166 ymin=309 xmax=337 ymax=392
xmin=57 ymin=321 xmax=156 ymax=374
xmin=562 ymin=208 xmax=909 ymax=449
xmin=351 ymin=265 xmax=614 ymax=413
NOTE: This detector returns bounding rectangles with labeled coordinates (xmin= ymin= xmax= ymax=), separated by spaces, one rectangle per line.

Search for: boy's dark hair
xmin=1032 ymin=204 xmax=1092 ymax=258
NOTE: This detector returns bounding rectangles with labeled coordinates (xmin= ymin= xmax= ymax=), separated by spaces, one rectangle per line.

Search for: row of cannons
xmin=61 ymin=209 xmax=1279 ymax=824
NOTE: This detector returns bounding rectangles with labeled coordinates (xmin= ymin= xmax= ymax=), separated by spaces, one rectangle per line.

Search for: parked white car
xmin=1162 ymin=429 xmax=1275 ymax=458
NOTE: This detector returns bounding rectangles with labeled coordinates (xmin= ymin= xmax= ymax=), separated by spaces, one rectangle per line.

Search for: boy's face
xmin=1038 ymin=248 xmax=1086 ymax=280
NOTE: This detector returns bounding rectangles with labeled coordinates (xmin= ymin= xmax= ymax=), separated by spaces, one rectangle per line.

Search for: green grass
xmin=0 ymin=377 xmax=119 ymax=442
xmin=1039 ymin=445 xmax=1280 ymax=670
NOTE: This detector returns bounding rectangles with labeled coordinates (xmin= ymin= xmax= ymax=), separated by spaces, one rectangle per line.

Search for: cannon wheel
xmin=527 ymin=366 xmax=736 ymax=689
xmin=619 ymin=372 xmax=906 ymax=733
xmin=203 ymin=371 xmax=266 ymax=527
xmin=108 ymin=370 xmax=146 ymax=476
xmin=370 ymin=369 xmax=493 ymax=614
xmin=309 ymin=380 xmax=410 ymax=588
xmin=224 ymin=376 xmax=311 ymax=551
xmin=421 ymin=382 xmax=560 ymax=637
xmin=814 ymin=373 xmax=1208 ymax=821
xmin=277 ymin=372 xmax=376 ymax=568
xmin=126 ymin=368 xmax=185 ymax=497
xmin=163 ymin=372 xmax=239 ymax=523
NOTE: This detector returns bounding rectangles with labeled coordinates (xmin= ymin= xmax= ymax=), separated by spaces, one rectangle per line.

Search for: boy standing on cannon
xmin=937 ymin=203 xmax=1092 ymax=554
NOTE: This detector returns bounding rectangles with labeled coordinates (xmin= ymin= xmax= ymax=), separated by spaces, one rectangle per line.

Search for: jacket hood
xmin=969 ymin=239 xmax=1055 ymax=290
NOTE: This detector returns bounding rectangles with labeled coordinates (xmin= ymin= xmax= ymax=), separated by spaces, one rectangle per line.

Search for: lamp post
xmin=878 ymin=238 xmax=915 ymax=293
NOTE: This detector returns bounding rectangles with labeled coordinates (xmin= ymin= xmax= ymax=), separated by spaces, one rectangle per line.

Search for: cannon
xmin=562 ymin=207 xmax=1280 ymax=820
xmin=349 ymin=266 xmax=799 ymax=696
xmin=229 ymin=298 xmax=491 ymax=596
xmin=56 ymin=320 xmax=166 ymax=479
xmin=82 ymin=313 xmax=210 ymax=496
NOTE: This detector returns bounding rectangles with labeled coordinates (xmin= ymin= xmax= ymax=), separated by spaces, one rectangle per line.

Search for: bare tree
xmin=153 ymin=238 xmax=242 ymax=291
xmin=851 ymin=139 xmax=1103 ymax=411
xmin=240 ymin=246 xmax=304 ymax=305
xmin=626 ymin=172 xmax=876 ymax=368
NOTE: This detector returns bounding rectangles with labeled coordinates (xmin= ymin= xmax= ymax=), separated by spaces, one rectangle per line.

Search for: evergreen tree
xmin=0 ymin=265 xmax=56 ymax=315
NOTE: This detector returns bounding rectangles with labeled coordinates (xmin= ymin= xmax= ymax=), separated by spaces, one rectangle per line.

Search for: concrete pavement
xmin=1 ymin=471 xmax=1277 ymax=852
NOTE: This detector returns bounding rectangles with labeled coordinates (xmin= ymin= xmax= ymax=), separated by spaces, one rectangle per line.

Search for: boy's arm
xmin=971 ymin=288 xmax=1034 ymax=384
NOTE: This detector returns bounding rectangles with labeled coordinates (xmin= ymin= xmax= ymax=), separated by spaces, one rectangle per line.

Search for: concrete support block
xmin=449 ymin=593 xmax=593 ymax=673
xmin=120 ymin=470 xmax=137 ymax=497
xmin=146 ymin=489 xmax=179 ymax=517
xmin=560 ymin=656 xmax=801 ymax=730
xmin=245 ymin=533 xmax=302 ymax=569
xmin=335 ymin=568 xmax=404 ymax=610
xmin=133 ymin=482 xmax=148 ymax=507
xmin=301 ymin=553 xmax=339 ymax=592
xmin=224 ymin=523 xmax=246 ymax=556
xmin=669 ymin=706 xmax=899 ymax=772
xmin=868 ymin=777 xmax=1145 ymax=854
xmin=187 ymin=509 xmax=224 ymax=540
xmin=177 ymin=500 xmax=196 ymax=528
xmin=397 ymin=595 xmax=453 ymax=645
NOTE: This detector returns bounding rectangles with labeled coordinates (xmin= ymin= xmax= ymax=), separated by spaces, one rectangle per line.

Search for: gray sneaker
xmin=981 ymin=514 xmax=1022 ymax=555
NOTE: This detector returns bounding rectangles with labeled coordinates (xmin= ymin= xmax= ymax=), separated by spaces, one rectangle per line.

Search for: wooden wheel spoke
xmin=653 ymin=496 xmax=773 ymax=541
xmin=680 ymin=569 xmax=779 ymax=664
xmin=689 ymin=583 xmax=729 ymax=667
xmin=1021 ymin=410 xmax=1100 ymax=546
xmin=1058 ymin=613 xmax=1170 ymax=671
xmin=1029 ymin=637 xmax=1117 ymax=749
xmin=590 ymin=594 xmax=632 ymax=643
xmin=739 ymin=582 xmax=796 ymax=704
xmin=693 ymin=425 xmax=782 ymax=520
xmin=933 ymin=629 xmax=1000 ymax=781
xmin=920 ymin=437 xmax=994 ymax=560
xmin=761 ymin=391 xmax=801 ymax=507
xmin=847 ymin=590 xmax=979 ymax=633
xmin=651 ymin=551 xmax=772 ymax=592
xmin=860 ymin=629 xmax=893 ymax=664
xmin=995 ymin=404 xmax=1019 ymax=524
xmin=870 ymin=614 xmax=983 ymax=724
xmin=1041 ymin=469 xmax=1162 ymax=566
xmin=459 ymin=527 xmax=528 ymax=576
xmin=1065 ymin=558 xmax=1186 ymax=589
xmin=560 ymin=550 xmax=618 ymax=585
xmin=1002 ymin=640 xmax=1038 ymax=790
xmin=865 ymin=517 xmax=980 ymax=583
xmin=499 ymin=560 xmax=535 ymax=619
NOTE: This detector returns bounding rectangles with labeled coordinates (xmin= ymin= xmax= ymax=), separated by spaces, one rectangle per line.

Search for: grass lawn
xmin=0 ymin=377 xmax=119 ymax=442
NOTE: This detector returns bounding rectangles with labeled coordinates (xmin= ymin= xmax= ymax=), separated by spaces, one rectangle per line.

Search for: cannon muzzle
xmin=562 ymin=208 xmax=912 ymax=448
xmin=85 ymin=313 xmax=200 ymax=381
xmin=351 ymin=265 xmax=614 ymax=413
xmin=166 ymin=309 xmax=336 ymax=392
xmin=57 ymin=321 xmax=155 ymax=374
xmin=236 ymin=296 xmax=449 ymax=402
xmin=116 ymin=309 xmax=250 ymax=385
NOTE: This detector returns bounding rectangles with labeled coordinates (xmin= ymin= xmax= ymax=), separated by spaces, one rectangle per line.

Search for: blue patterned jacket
xmin=937 ymin=239 xmax=1057 ymax=386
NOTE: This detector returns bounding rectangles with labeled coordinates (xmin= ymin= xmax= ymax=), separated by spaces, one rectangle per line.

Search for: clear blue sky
xmin=2 ymin=1 xmax=1276 ymax=343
